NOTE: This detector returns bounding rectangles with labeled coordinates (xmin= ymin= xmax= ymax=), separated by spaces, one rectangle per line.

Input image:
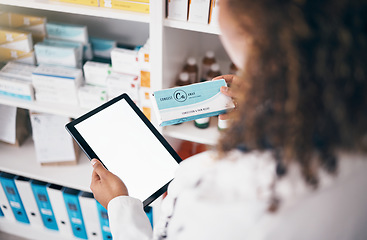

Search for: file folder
xmin=47 ymin=184 xmax=74 ymax=238
xmin=96 ymin=201 xmax=112 ymax=240
xmin=0 ymin=172 xmax=29 ymax=224
xmin=63 ymin=188 xmax=88 ymax=239
xmin=144 ymin=206 xmax=153 ymax=228
xmin=0 ymin=173 xmax=15 ymax=222
xmin=14 ymin=176 xmax=43 ymax=228
xmin=79 ymin=191 xmax=103 ymax=240
xmin=31 ymin=180 xmax=59 ymax=230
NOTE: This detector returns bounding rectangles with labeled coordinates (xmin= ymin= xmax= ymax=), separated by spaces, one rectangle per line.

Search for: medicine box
xmin=43 ymin=38 xmax=83 ymax=66
xmin=0 ymin=107 xmax=32 ymax=147
xmin=78 ymin=84 xmax=108 ymax=109
xmin=188 ymin=0 xmax=211 ymax=24
xmin=106 ymin=71 xmax=140 ymax=103
xmin=209 ymin=0 xmax=219 ymax=26
xmin=167 ymin=0 xmax=189 ymax=21
xmin=152 ymin=79 xmax=235 ymax=126
xmin=6 ymin=12 xmax=47 ymax=43
xmin=60 ymin=0 xmax=99 ymax=7
xmin=101 ymin=0 xmax=150 ymax=13
xmin=34 ymin=42 xmax=80 ymax=68
xmin=46 ymin=22 xmax=88 ymax=44
xmin=83 ymin=61 xmax=111 ymax=86
xmin=0 ymin=75 xmax=34 ymax=101
xmin=0 ymin=28 xmax=33 ymax=52
xmin=90 ymin=37 xmax=117 ymax=59
xmin=32 ymin=65 xmax=83 ymax=106
xmin=0 ymin=47 xmax=35 ymax=64
xmin=0 ymin=62 xmax=36 ymax=82
xmin=111 ymin=47 xmax=139 ymax=75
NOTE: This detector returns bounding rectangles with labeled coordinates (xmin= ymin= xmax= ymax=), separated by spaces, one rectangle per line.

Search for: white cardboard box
xmin=111 ymin=48 xmax=139 ymax=76
xmin=188 ymin=0 xmax=211 ymax=24
xmin=30 ymin=112 xmax=79 ymax=165
xmin=167 ymin=0 xmax=189 ymax=21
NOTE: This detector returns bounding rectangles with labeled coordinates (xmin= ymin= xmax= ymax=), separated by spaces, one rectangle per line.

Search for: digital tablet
xmin=65 ymin=94 xmax=182 ymax=207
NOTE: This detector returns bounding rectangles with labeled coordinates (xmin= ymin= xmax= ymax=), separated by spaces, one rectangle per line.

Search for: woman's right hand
xmin=212 ymin=74 xmax=239 ymax=120
xmin=90 ymin=159 xmax=129 ymax=210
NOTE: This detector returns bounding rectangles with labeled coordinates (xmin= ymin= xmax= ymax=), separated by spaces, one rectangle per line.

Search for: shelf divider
xmin=164 ymin=19 xmax=221 ymax=35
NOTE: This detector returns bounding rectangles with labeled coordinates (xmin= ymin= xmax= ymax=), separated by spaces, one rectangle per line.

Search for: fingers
xmin=220 ymin=86 xmax=233 ymax=98
xmin=91 ymin=159 xmax=108 ymax=177
xmin=212 ymin=74 xmax=236 ymax=85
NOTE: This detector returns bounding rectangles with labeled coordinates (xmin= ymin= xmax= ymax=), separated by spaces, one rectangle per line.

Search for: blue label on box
xmin=31 ymin=181 xmax=59 ymax=230
xmin=63 ymin=189 xmax=87 ymax=239
xmin=154 ymin=80 xmax=226 ymax=110
xmin=0 ymin=173 xmax=29 ymax=224
xmin=96 ymin=201 xmax=112 ymax=240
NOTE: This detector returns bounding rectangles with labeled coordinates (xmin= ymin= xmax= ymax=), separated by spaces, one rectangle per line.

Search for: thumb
xmin=91 ymin=159 xmax=108 ymax=178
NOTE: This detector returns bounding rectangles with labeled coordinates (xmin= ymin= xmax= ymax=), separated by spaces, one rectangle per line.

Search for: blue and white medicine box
xmin=0 ymin=172 xmax=29 ymax=224
xmin=46 ymin=22 xmax=88 ymax=44
xmin=63 ymin=188 xmax=88 ymax=239
xmin=31 ymin=180 xmax=59 ymax=230
xmin=96 ymin=201 xmax=112 ymax=240
xmin=90 ymin=37 xmax=117 ymax=59
xmin=152 ymin=79 xmax=235 ymax=126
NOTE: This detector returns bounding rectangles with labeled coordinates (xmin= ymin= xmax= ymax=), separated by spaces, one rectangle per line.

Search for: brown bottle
xmin=206 ymin=63 xmax=221 ymax=81
xmin=183 ymin=57 xmax=198 ymax=83
xmin=201 ymin=51 xmax=216 ymax=82
xmin=176 ymin=72 xmax=190 ymax=86
xmin=229 ymin=62 xmax=238 ymax=75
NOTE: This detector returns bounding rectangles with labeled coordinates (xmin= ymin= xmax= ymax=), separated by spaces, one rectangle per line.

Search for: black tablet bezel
xmin=65 ymin=93 xmax=182 ymax=208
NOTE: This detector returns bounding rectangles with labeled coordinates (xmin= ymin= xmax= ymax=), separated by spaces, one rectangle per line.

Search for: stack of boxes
xmin=167 ymin=0 xmax=219 ymax=26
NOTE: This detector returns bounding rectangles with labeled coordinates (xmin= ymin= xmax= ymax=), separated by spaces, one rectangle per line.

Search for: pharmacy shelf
xmin=0 ymin=138 xmax=92 ymax=192
xmin=0 ymin=0 xmax=150 ymax=23
xmin=164 ymin=19 xmax=221 ymax=35
xmin=163 ymin=117 xmax=221 ymax=146
xmin=0 ymin=96 xmax=89 ymax=119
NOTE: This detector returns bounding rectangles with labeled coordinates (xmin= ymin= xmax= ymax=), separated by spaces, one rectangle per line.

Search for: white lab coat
xmin=107 ymin=150 xmax=367 ymax=240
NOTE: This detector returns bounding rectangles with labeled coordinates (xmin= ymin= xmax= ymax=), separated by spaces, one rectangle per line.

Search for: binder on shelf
xmin=0 ymin=206 xmax=4 ymax=217
xmin=63 ymin=188 xmax=88 ymax=239
xmin=96 ymin=201 xmax=112 ymax=240
xmin=79 ymin=191 xmax=103 ymax=240
xmin=0 ymin=172 xmax=30 ymax=224
xmin=144 ymin=206 xmax=153 ymax=228
xmin=14 ymin=176 xmax=43 ymax=228
xmin=0 ymin=173 xmax=16 ymax=222
xmin=31 ymin=180 xmax=59 ymax=230
xmin=47 ymin=184 xmax=74 ymax=238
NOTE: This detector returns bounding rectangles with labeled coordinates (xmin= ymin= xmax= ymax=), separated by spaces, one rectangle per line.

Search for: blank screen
xmin=75 ymin=99 xmax=179 ymax=201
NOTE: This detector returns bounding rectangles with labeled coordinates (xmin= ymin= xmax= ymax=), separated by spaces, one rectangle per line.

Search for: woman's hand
xmin=90 ymin=159 xmax=128 ymax=209
xmin=212 ymin=74 xmax=239 ymax=120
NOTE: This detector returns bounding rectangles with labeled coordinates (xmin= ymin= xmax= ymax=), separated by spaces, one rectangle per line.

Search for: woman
xmin=90 ymin=0 xmax=367 ymax=239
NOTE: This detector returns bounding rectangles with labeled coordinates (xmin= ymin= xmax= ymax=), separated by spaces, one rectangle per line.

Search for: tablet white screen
xmin=75 ymin=99 xmax=179 ymax=201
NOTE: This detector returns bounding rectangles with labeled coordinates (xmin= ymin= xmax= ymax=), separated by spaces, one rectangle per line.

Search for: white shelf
xmin=164 ymin=19 xmax=221 ymax=35
xmin=0 ymin=96 xmax=89 ymax=119
xmin=163 ymin=117 xmax=221 ymax=146
xmin=0 ymin=218 xmax=79 ymax=240
xmin=0 ymin=138 xmax=92 ymax=192
xmin=0 ymin=0 xmax=150 ymax=23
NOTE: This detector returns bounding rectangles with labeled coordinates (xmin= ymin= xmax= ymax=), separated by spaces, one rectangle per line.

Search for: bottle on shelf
xmin=194 ymin=63 xmax=222 ymax=129
xmin=201 ymin=51 xmax=216 ymax=82
xmin=176 ymin=72 xmax=190 ymax=86
xmin=218 ymin=118 xmax=230 ymax=131
xmin=229 ymin=62 xmax=239 ymax=75
xmin=206 ymin=63 xmax=222 ymax=81
xmin=183 ymin=57 xmax=198 ymax=84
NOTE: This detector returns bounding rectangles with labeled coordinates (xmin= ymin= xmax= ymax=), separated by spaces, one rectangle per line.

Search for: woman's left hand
xmin=90 ymin=159 xmax=129 ymax=209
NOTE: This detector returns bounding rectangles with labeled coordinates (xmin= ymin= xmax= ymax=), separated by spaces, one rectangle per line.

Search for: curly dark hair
xmin=218 ymin=0 xmax=367 ymax=186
